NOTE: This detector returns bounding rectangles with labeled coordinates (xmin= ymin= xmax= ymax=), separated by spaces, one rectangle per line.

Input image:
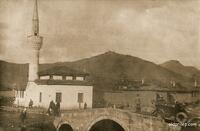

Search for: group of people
xmin=22 ymin=99 xmax=89 ymax=119
xmin=19 ymin=100 xmax=60 ymax=123
xmin=47 ymin=100 xmax=60 ymax=116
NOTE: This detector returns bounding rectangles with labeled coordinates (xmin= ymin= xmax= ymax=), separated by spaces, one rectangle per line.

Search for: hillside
xmin=160 ymin=60 xmax=200 ymax=79
xmin=0 ymin=52 xmax=193 ymax=91
xmin=40 ymin=52 xmax=192 ymax=89
xmin=0 ymin=60 xmax=28 ymax=90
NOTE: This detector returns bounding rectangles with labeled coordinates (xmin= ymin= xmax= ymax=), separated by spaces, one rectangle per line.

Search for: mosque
xmin=14 ymin=0 xmax=93 ymax=109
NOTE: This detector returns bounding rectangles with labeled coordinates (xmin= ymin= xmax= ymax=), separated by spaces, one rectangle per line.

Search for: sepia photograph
xmin=0 ymin=0 xmax=200 ymax=131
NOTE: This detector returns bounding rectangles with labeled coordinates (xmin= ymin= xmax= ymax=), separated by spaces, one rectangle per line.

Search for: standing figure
xmin=135 ymin=94 xmax=141 ymax=113
xmin=48 ymin=100 xmax=56 ymax=116
xmin=20 ymin=108 xmax=27 ymax=124
xmin=84 ymin=102 xmax=87 ymax=109
xmin=29 ymin=99 xmax=33 ymax=108
xmin=55 ymin=102 xmax=60 ymax=116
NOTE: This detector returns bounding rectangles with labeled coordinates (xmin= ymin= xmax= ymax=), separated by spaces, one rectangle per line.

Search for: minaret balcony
xmin=28 ymin=35 xmax=43 ymax=50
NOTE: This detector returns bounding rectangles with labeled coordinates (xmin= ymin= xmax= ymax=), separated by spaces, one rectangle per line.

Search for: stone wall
xmin=104 ymin=91 xmax=167 ymax=112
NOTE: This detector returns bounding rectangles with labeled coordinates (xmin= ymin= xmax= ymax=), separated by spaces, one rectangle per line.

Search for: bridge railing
xmin=58 ymin=107 xmax=163 ymax=122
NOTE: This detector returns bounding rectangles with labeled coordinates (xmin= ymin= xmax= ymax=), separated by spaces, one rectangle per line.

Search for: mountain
xmin=40 ymin=52 xmax=192 ymax=89
xmin=160 ymin=60 xmax=200 ymax=79
xmin=0 ymin=60 xmax=28 ymax=90
xmin=0 ymin=52 xmax=193 ymax=92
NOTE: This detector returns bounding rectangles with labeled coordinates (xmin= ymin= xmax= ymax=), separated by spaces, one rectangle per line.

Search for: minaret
xmin=28 ymin=0 xmax=43 ymax=81
xmin=32 ymin=0 xmax=39 ymax=35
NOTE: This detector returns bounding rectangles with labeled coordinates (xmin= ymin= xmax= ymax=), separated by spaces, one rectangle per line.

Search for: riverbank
xmin=0 ymin=106 xmax=55 ymax=131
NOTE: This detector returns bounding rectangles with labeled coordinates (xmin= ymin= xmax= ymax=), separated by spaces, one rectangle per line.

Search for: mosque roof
xmin=35 ymin=79 xmax=92 ymax=86
xmin=38 ymin=66 xmax=89 ymax=76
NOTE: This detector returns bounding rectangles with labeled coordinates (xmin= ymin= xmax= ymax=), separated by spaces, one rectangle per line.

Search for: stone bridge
xmin=54 ymin=108 xmax=176 ymax=131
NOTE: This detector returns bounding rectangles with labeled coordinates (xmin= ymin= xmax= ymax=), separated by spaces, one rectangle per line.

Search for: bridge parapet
xmin=54 ymin=108 xmax=174 ymax=131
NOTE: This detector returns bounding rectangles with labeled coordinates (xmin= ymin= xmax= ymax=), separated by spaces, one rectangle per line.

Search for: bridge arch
xmin=85 ymin=115 xmax=129 ymax=131
xmin=57 ymin=122 xmax=73 ymax=131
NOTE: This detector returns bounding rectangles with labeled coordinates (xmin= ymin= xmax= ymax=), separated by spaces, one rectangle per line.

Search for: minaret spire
xmin=28 ymin=0 xmax=43 ymax=82
xmin=32 ymin=0 xmax=39 ymax=35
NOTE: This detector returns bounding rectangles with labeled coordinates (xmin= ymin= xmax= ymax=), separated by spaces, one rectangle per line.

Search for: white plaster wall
xmin=66 ymin=76 xmax=73 ymax=80
xmin=21 ymin=82 xmax=93 ymax=109
xmin=40 ymin=76 xmax=50 ymax=80
xmin=53 ymin=75 xmax=62 ymax=80
xmin=29 ymin=62 xmax=38 ymax=81
xmin=14 ymin=90 xmax=26 ymax=106
xmin=76 ymin=76 xmax=84 ymax=81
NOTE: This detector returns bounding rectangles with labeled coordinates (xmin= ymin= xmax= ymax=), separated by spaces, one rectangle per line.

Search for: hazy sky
xmin=0 ymin=0 xmax=200 ymax=68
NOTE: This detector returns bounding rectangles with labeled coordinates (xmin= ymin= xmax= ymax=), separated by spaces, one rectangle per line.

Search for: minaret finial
xmin=32 ymin=0 xmax=39 ymax=36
